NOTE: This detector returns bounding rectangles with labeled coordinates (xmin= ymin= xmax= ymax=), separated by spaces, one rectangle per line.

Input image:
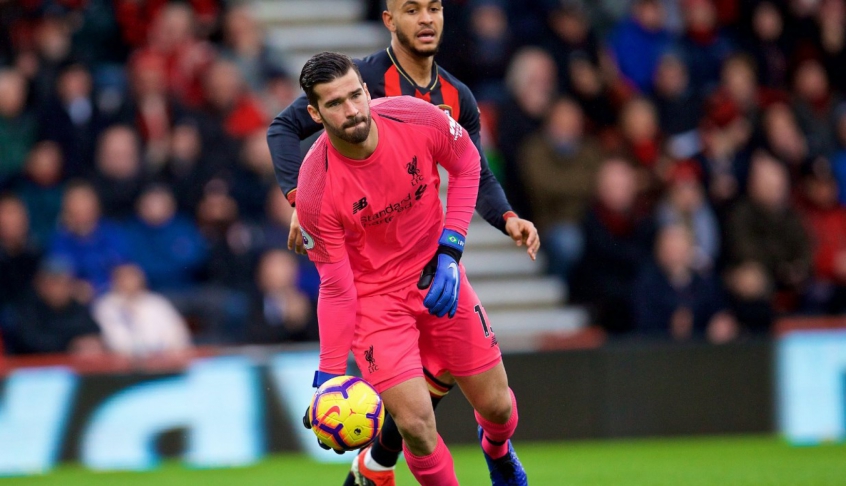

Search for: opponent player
xmin=296 ymin=52 xmax=528 ymax=486
xmin=268 ymin=3 xmax=537 ymax=484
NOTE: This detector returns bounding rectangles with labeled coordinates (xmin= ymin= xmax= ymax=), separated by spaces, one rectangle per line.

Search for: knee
xmin=394 ymin=412 xmax=437 ymax=445
xmin=476 ymin=392 xmax=513 ymax=425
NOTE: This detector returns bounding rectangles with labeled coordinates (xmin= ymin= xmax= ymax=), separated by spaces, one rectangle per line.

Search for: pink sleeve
xmin=433 ymin=112 xmax=481 ymax=236
xmin=315 ymin=257 xmax=358 ymax=375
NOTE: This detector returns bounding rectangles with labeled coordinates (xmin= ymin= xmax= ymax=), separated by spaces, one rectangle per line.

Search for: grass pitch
xmin=6 ymin=435 xmax=845 ymax=485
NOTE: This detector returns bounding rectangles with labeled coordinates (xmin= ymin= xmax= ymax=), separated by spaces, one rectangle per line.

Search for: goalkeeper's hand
xmin=302 ymin=370 xmax=346 ymax=454
xmin=418 ymin=229 xmax=464 ymax=318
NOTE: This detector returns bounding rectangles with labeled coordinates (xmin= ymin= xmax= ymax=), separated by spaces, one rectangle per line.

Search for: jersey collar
xmin=386 ymin=46 xmax=439 ymax=93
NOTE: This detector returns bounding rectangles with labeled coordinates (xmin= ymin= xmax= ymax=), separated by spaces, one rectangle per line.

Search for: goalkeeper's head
xmin=300 ymin=52 xmax=373 ymax=146
xmin=382 ymin=0 xmax=444 ymax=58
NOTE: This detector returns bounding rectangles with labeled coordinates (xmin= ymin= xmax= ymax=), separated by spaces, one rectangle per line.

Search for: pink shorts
xmin=351 ymin=265 xmax=501 ymax=393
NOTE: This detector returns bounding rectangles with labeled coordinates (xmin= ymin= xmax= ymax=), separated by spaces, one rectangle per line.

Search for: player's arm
xmin=417 ymin=105 xmax=480 ymax=318
xmin=314 ymin=256 xmax=358 ymax=376
xmin=303 ymin=258 xmax=356 ymax=456
xmin=437 ymin=114 xmax=481 ymax=235
xmin=266 ymin=94 xmax=324 ymax=205
xmin=457 ymin=87 xmax=513 ymax=231
xmin=297 ymin=182 xmax=357 ymax=454
xmin=296 ymin=193 xmax=356 ymax=377
xmin=458 ymin=88 xmax=540 ymax=260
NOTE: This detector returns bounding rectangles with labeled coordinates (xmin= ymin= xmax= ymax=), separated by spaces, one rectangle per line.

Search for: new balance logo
xmin=352 ymin=197 xmax=368 ymax=214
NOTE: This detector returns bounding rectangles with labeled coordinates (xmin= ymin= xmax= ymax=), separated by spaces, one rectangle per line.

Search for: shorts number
xmin=474 ymin=305 xmax=492 ymax=337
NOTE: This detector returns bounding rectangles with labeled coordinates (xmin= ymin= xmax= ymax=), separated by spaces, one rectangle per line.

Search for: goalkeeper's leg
xmin=344 ymin=370 xmax=455 ymax=486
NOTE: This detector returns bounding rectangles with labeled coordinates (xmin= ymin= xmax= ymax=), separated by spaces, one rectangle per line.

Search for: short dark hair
xmin=299 ymin=51 xmax=362 ymax=107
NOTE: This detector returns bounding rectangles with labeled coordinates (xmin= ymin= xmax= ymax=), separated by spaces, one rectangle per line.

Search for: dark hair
xmin=299 ymin=51 xmax=362 ymax=107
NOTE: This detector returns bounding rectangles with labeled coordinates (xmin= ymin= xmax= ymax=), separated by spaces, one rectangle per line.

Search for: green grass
xmin=5 ymin=435 xmax=845 ymax=485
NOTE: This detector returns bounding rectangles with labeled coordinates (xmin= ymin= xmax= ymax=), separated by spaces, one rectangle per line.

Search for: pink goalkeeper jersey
xmin=297 ymin=96 xmax=480 ymax=297
xmin=296 ymin=96 xmax=481 ymax=375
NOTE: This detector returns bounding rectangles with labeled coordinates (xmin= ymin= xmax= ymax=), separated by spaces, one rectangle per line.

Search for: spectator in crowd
xmin=544 ymin=2 xmax=603 ymax=95
xmin=0 ymin=194 xmax=41 ymax=312
xmin=259 ymin=188 xmax=319 ymax=300
xmin=706 ymin=53 xmax=780 ymax=136
xmin=572 ymin=158 xmax=656 ymax=333
xmin=497 ymin=47 xmax=558 ymax=217
xmin=566 ymin=52 xmax=620 ymax=136
xmin=0 ymin=68 xmax=37 ymax=185
xmin=157 ymin=119 xmax=226 ymax=215
xmin=259 ymin=70 xmax=299 ymax=121
xmin=196 ymin=179 xmax=254 ymax=293
xmin=760 ymin=102 xmax=811 ymax=178
xmin=656 ymin=161 xmax=720 ymax=271
xmin=651 ymin=53 xmax=702 ymax=157
xmin=815 ymin=0 xmax=846 ymax=90
xmin=27 ymin=14 xmax=76 ymax=107
xmin=608 ymin=0 xmax=674 ymax=93
xmin=519 ymin=97 xmax=605 ymax=282
xmin=202 ymin=59 xmax=267 ymax=142
xmin=124 ymin=184 xmax=208 ymax=292
xmin=244 ymin=249 xmax=316 ymax=345
xmin=259 ymin=187 xmax=295 ymax=251
xmin=633 ymin=224 xmax=737 ymax=343
xmin=791 ymin=58 xmax=840 ymax=159
xmin=138 ymin=2 xmax=215 ymax=108
xmin=221 ymin=4 xmax=285 ymax=93
xmin=126 ymin=50 xmax=190 ymax=170
xmin=740 ymin=1 xmax=791 ymax=89
xmin=230 ymin=129 xmax=277 ymax=219
xmin=13 ymin=141 xmax=65 ymax=246
xmin=49 ymin=180 xmax=129 ymax=298
xmin=456 ymin=0 xmax=514 ymax=102
xmin=617 ymin=96 xmax=665 ymax=171
xmin=676 ymin=0 xmax=734 ymax=94
xmin=92 ymin=263 xmax=192 ymax=357
xmin=694 ymin=118 xmax=750 ymax=213
xmin=798 ymin=163 xmax=846 ymax=314
xmin=725 ymin=152 xmax=812 ymax=311
xmin=91 ymin=125 xmax=147 ymax=220
xmin=38 ymin=62 xmax=104 ymax=178
xmin=113 ymin=0 xmax=219 ymax=51
xmin=4 ymin=256 xmax=104 ymax=355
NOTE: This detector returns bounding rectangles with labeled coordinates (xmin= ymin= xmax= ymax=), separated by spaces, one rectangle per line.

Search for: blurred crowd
xmin=1 ymin=0 xmax=845 ymax=357
xmin=430 ymin=0 xmax=846 ymax=342
xmin=0 ymin=0 xmax=317 ymax=357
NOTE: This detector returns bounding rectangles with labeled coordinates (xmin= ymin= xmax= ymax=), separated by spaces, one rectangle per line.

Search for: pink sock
xmin=403 ymin=434 xmax=459 ymax=486
xmin=475 ymin=387 xmax=519 ymax=459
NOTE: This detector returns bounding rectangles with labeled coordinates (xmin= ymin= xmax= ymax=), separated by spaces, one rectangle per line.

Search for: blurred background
xmin=0 ymin=0 xmax=845 ymax=483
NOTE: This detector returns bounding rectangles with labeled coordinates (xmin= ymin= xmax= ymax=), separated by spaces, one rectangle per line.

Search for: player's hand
xmin=505 ymin=216 xmax=540 ymax=261
xmin=305 ymin=370 xmax=346 ymax=454
xmin=288 ymin=209 xmax=307 ymax=255
xmin=302 ymin=403 xmax=345 ymax=454
xmin=418 ymin=229 xmax=464 ymax=318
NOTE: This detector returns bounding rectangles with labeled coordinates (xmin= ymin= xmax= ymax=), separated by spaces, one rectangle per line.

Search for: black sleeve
xmin=266 ymin=94 xmax=324 ymax=203
xmin=458 ymin=86 xmax=513 ymax=234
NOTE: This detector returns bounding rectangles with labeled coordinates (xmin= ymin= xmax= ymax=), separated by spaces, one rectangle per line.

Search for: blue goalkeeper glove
xmin=302 ymin=371 xmax=345 ymax=455
xmin=418 ymin=229 xmax=464 ymax=318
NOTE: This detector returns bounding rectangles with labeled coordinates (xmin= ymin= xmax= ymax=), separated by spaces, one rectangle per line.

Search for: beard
xmin=396 ymin=28 xmax=440 ymax=58
xmin=326 ymin=113 xmax=372 ymax=144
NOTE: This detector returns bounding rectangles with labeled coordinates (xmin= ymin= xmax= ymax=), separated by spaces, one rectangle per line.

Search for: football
xmin=309 ymin=375 xmax=385 ymax=451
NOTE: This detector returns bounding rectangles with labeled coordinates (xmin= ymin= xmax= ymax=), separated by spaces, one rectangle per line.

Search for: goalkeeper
xmin=295 ymin=52 xmax=528 ymax=486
